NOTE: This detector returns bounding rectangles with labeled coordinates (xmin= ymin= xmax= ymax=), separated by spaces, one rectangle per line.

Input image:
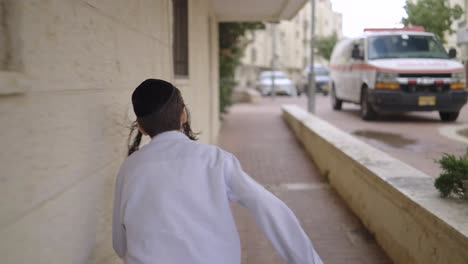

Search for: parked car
xmin=256 ymin=71 xmax=297 ymax=96
xmin=299 ymin=64 xmax=330 ymax=96
xmin=329 ymin=27 xmax=467 ymax=121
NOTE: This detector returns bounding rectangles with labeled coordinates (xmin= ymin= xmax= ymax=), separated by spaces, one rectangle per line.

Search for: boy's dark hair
xmin=127 ymin=79 xmax=198 ymax=156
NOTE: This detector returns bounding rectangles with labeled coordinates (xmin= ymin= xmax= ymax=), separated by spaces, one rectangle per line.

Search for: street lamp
xmin=308 ymin=0 xmax=316 ymax=113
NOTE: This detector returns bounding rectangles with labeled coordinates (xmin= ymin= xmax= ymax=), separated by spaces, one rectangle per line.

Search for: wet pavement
xmin=218 ymin=100 xmax=391 ymax=264
xmin=352 ymin=130 xmax=417 ymax=149
xmin=295 ymin=94 xmax=468 ymax=177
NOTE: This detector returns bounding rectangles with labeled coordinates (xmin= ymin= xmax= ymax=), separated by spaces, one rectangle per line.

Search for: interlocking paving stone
xmin=219 ymin=99 xmax=392 ymax=264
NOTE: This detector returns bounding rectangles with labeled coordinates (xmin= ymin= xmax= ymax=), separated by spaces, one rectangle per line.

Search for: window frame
xmin=172 ymin=0 xmax=189 ymax=78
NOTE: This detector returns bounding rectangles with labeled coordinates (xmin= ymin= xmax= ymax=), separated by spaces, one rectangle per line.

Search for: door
xmin=340 ymin=40 xmax=355 ymax=100
xmin=331 ymin=39 xmax=353 ymax=100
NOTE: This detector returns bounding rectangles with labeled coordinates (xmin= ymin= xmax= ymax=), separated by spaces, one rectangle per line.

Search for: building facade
xmin=457 ymin=0 xmax=468 ymax=63
xmin=238 ymin=0 xmax=343 ymax=88
xmin=446 ymin=0 xmax=465 ymax=52
xmin=0 ymin=0 xmax=308 ymax=263
xmin=0 ymin=1 xmax=220 ymax=263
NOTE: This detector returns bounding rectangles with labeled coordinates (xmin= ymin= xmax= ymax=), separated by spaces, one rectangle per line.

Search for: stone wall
xmin=283 ymin=104 xmax=468 ymax=264
xmin=0 ymin=0 xmax=219 ymax=263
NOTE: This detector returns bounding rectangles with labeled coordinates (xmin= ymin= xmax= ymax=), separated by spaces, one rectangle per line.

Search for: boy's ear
xmin=136 ymin=121 xmax=148 ymax=136
xmin=181 ymin=108 xmax=188 ymax=125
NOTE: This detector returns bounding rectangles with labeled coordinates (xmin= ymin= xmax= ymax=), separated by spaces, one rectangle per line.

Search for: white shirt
xmin=113 ymin=131 xmax=323 ymax=264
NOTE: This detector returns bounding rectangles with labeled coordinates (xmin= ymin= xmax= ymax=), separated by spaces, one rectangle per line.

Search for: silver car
xmin=300 ymin=64 xmax=330 ymax=96
xmin=256 ymin=71 xmax=297 ymax=96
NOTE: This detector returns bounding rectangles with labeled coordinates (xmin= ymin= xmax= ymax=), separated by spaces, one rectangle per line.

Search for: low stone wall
xmin=232 ymin=87 xmax=261 ymax=104
xmin=282 ymin=104 xmax=468 ymax=264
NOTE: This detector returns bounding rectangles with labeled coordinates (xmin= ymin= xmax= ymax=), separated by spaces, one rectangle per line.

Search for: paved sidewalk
xmin=218 ymin=98 xmax=392 ymax=264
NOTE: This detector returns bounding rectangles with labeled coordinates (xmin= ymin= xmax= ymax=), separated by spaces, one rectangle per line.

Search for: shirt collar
xmin=151 ymin=130 xmax=188 ymax=143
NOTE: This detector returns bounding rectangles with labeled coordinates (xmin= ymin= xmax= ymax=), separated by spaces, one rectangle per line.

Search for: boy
xmin=113 ymin=79 xmax=323 ymax=264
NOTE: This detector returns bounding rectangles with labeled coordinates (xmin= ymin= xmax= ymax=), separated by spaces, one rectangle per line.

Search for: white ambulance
xmin=329 ymin=27 xmax=467 ymax=121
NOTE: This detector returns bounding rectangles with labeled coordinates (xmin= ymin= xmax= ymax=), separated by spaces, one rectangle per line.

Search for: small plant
xmin=434 ymin=151 xmax=468 ymax=199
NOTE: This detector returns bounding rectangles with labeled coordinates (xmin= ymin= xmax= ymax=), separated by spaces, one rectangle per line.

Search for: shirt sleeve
xmin=224 ymin=153 xmax=323 ymax=264
xmin=112 ymin=169 xmax=127 ymax=259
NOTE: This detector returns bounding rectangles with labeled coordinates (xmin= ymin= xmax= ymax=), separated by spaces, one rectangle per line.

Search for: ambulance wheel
xmin=331 ymin=86 xmax=342 ymax=110
xmin=439 ymin=111 xmax=459 ymax=122
xmin=360 ymin=88 xmax=378 ymax=120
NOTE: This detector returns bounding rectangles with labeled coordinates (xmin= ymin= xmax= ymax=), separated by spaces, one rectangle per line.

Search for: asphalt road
xmin=275 ymin=94 xmax=468 ymax=177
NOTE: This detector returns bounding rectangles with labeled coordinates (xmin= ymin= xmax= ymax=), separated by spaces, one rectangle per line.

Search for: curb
xmin=438 ymin=124 xmax=468 ymax=145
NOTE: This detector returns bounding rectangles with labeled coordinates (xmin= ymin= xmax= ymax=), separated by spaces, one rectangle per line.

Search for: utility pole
xmin=271 ymin=23 xmax=277 ymax=99
xmin=308 ymin=0 xmax=316 ymax=113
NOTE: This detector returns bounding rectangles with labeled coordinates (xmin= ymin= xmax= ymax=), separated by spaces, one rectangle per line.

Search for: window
xmin=251 ymin=48 xmax=257 ymax=63
xmin=173 ymin=0 xmax=189 ymax=77
xmin=367 ymin=34 xmax=449 ymax=60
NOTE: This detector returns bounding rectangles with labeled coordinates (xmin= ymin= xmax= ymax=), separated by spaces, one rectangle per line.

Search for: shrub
xmin=219 ymin=78 xmax=237 ymax=113
xmin=219 ymin=22 xmax=264 ymax=113
xmin=434 ymin=151 xmax=468 ymax=199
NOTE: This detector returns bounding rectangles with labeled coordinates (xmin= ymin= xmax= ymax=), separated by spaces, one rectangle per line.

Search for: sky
xmin=330 ymin=0 xmax=408 ymax=37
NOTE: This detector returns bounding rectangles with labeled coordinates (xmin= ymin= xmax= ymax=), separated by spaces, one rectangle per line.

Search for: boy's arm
xmin=224 ymin=153 xmax=323 ymax=264
xmin=112 ymin=171 xmax=127 ymax=259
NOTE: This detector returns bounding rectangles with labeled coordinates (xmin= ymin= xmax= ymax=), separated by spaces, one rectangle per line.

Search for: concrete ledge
xmin=232 ymin=87 xmax=261 ymax=104
xmin=282 ymin=104 xmax=468 ymax=264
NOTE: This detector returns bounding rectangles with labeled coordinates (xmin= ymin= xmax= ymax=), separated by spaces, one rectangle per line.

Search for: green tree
xmin=219 ymin=22 xmax=264 ymax=113
xmin=402 ymin=0 xmax=463 ymax=43
xmin=316 ymin=33 xmax=338 ymax=61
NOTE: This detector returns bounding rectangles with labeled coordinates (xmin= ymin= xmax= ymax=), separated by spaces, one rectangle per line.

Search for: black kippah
xmin=132 ymin=79 xmax=175 ymax=117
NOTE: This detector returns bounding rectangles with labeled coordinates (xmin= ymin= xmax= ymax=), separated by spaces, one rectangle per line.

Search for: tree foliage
xmin=402 ymin=0 xmax=463 ymax=43
xmin=219 ymin=22 xmax=265 ymax=113
xmin=316 ymin=33 xmax=338 ymax=61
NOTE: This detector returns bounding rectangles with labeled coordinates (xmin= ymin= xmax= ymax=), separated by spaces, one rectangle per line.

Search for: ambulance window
xmin=357 ymin=38 xmax=365 ymax=59
xmin=428 ymin=40 xmax=442 ymax=53
xmin=367 ymin=34 xmax=448 ymax=60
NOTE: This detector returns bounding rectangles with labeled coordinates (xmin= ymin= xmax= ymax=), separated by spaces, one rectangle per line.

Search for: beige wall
xmin=0 ymin=0 xmax=219 ymax=263
xmin=176 ymin=0 xmax=220 ymax=144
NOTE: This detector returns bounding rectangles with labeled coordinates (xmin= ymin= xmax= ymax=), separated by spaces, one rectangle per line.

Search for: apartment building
xmin=239 ymin=0 xmax=343 ymax=88
xmin=457 ymin=0 xmax=468 ymax=63
xmin=0 ymin=0 xmax=306 ymax=263
xmin=446 ymin=0 xmax=465 ymax=53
